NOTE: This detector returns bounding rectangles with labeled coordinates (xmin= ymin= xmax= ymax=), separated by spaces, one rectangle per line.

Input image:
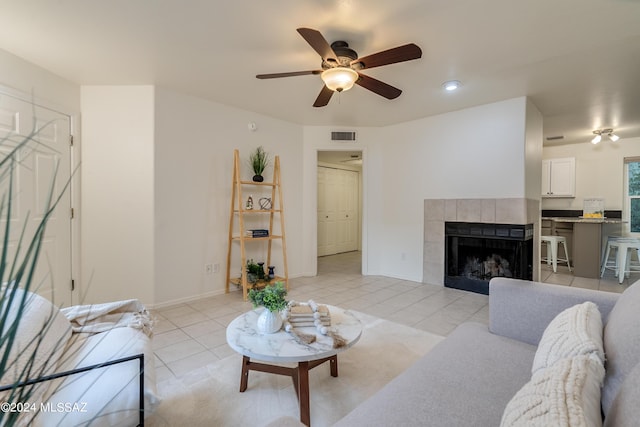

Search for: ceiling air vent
xmin=546 ymin=135 xmax=564 ymax=141
xmin=331 ymin=131 xmax=357 ymax=141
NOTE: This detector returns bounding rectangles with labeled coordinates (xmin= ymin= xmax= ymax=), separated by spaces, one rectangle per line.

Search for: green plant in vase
xmin=248 ymin=146 xmax=270 ymax=182
xmin=248 ymin=282 xmax=288 ymax=333
xmin=246 ymin=259 xmax=262 ymax=284
xmin=248 ymin=282 xmax=288 ymax=312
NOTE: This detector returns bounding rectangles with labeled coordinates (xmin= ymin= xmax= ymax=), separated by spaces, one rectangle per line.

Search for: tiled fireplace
xmin=423 ymin=198 xmax=540 ymax=289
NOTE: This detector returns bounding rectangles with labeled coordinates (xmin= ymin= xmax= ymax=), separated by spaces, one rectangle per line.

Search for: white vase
xmin=256 ymin=309 xmax=283 ymax=334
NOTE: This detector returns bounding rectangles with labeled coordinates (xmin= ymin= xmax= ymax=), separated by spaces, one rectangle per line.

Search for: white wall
xmin=542 ymin=137 xmax=640 ymax=211
xmin=80 ymin=86 xmax=156 ymax=304
xmin=153 ymin=87 xmax=304 ymax=305
xmin=525 ymin=99 xmax=544 ymax=200
xmin=303 ymin=97 xmax=534 ymax=282
xmin=0 ymin=49 xmax=79 ymax=113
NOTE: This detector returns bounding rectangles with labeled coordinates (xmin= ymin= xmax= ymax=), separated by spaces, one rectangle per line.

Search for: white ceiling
xmin=2 ymin=0 xmax=640 ymax=145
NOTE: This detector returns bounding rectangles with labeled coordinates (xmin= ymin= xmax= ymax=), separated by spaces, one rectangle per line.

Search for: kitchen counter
xmin=542 ymin=217 xmax=625 ymax=224
xmin=542 ymin=217 xmax=626 ymax=278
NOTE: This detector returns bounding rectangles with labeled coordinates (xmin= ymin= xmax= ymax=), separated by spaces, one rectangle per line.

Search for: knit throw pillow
xmin=501 ymin=354 xmax=605 ymax=427
xmin=532 ymin=302 xmax=604 ymax=375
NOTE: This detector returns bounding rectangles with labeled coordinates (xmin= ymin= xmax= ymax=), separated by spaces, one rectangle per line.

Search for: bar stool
xmin=601 ymin=237 xmax=640 ymax=284
xmin=541 ymin=235 xmax=571 ymax=273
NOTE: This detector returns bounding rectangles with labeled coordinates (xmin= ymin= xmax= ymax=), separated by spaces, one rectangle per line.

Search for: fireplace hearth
xmin=445 ymin=222 xmax=533 ymax=295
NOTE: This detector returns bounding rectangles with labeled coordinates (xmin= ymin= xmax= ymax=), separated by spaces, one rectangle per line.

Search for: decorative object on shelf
xmin=246 ymin=259 xmax=261 ymax=284
xmin=249 ymin=282 xmax=288 ymax=333
xmin=259 ymin=197 xmax=272 ymax=210
xmin=268 ymin=266 xmax=275 ymax=280
xmin=245 ymin=229 xmax=269 ymax=238
xmin=257 ymin=262 xmax=265 ymax=280
xmin=245 ymin=195 xmax=253 ymax=210
xmin=249 ymin=146 xmax=270 ymax=182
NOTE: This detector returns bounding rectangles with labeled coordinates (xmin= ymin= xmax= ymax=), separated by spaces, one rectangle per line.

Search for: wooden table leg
xmin=330 ymin=355 xmax=338 ymax=377
xmin=240 ymin=356 xmax=250 ymax=392
xmin=298 ymin=361 xmax=311 ymax=426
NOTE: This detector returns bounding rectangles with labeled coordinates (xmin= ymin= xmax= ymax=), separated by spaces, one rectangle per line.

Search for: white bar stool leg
xmin=561 ymin=240 xmax=572 ymax=272
xmin=618 ymin=243 xmax=628 ymax=284
xmin=551 ymin=239 xmax=558 ymax=273
xmin=601 ymin=243 xmax=612 ymax=277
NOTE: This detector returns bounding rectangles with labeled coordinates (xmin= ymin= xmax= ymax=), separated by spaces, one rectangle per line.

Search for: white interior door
xmin=318 ymin=166 xmax=359 ymax=256
xmin=0 ymin=92 xmax=73 ymax=306
xmin=318 ymin=167 xmax=337 ymax=256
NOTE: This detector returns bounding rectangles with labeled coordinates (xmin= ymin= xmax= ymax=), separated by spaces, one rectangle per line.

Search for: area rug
xmin=146 ymin=311 xmax=444 ymax=427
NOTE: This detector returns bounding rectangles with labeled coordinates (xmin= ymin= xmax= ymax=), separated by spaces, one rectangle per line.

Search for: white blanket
xmin=61 ymin=299 xmax=155 ymax=337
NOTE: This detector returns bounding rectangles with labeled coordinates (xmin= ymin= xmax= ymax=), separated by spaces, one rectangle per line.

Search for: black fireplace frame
xmin=444 ymin=222 xmax=533 ymax=295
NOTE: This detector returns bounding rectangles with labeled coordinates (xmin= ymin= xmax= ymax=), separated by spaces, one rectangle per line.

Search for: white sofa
xmin=0 ymin=288 xmax=158 ymax=426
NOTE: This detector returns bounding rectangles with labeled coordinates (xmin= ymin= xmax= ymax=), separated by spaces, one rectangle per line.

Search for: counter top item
xmin=542 ymin=217 xmax=625 ymax=224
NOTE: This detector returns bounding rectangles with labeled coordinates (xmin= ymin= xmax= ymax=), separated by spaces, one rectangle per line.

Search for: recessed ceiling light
xmin=442 ymin=80 xmax=462 ymax=91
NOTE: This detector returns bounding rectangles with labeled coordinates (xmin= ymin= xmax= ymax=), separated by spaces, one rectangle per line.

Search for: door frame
xmin=0 ymin=84 xmax=81 ymax=305
xmin=310 ymin=147 xmax=368 ymax=276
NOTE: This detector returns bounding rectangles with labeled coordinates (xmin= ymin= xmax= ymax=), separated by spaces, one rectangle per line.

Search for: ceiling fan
xmin=256 ymin=28 xmax=422 ymax=107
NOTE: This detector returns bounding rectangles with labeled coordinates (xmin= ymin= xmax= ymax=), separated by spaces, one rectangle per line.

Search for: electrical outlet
xmin=213 ymin=263 xmax=220 ymax=273
xmin=205 ymin=264 xmax=213 ymax=274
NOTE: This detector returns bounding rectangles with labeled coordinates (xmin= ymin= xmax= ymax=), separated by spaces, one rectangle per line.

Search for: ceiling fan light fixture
xmin=321 ymin=67 xmax=358 ymax=92
xmin=609 ymin=133 xmax=620 ymax=142
xmin=591 ymin=134 xmax=602 ymax=144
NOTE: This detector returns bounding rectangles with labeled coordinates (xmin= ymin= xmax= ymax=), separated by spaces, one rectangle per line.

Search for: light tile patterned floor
xmin=151 ymin=251 xmax=629 ymax=383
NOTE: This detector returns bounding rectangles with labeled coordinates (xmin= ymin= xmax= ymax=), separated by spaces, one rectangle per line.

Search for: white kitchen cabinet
xmin=542 ymin=157 xmax=575 ymax=197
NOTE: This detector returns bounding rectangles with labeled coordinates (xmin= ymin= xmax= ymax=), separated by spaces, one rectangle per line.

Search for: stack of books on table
xmin=288 ymin=304 xmax=331 ymax=327
xmin=245 ymin=229 xmax=269 ymax=238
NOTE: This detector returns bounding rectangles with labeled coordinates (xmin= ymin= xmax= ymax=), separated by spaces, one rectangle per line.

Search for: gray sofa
xmin=330 ymin=277 xmax=639 ymax=426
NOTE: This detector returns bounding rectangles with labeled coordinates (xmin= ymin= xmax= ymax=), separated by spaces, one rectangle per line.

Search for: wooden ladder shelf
xmin=225 ymin=149 xmax=289 ymax=300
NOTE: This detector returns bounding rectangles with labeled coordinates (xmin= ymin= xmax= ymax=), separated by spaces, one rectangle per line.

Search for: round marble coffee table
xmin=226 ymin=305 xmax=362 ymax=426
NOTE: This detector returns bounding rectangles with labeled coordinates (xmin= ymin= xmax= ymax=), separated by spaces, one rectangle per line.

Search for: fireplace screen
xmin=445 ymin=222 xmax=533 ymax=295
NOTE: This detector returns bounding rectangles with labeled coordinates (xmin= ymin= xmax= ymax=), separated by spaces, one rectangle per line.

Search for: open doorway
xmin=317 ymin=151 xmax=363 ymax=272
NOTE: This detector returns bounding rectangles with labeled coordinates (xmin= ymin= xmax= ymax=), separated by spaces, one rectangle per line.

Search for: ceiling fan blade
xmin=313 ymin=85 xmax=334 ymax=107
xmin=297 ymin=28 xmax=338 ymax=62
xmin=356 ymin=73 xmax=402 ymax=99
xmin=351 ymin=43 xmax=422 ymax=69
xmin=256 ymin=70 xmax=322 ymax=79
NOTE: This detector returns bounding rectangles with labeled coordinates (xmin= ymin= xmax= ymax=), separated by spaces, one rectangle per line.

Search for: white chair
xmin=541 ymin=235 xmax=571 ymax=273
xmin=601 ymin=236 xmax=640 ymax=284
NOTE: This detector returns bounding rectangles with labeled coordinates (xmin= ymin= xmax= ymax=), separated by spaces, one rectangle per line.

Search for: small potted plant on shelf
xmin=249 ymin=146 xmax=270 ymax=182
xmin=246 ymin=259 xmax=262 ymax=284
xmin=248 ymin=282 xmax=288 ymax=333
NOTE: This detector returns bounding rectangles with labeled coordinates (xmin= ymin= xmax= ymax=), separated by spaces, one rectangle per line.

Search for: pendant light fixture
xmin=591 ymin=129 xmax=619 ymax=144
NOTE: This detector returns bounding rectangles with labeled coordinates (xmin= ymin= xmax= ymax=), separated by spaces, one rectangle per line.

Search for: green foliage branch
xmin=248 ymin=146 xmax=270 ymax=176
xmin=248 ymin=282 xmax=287 ymax=312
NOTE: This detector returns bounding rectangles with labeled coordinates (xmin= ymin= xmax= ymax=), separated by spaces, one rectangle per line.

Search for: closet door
xmin=317 ymin=167 xmax=337 ymax=256
xmin=318 ymin=166 xmax=359 ymax=256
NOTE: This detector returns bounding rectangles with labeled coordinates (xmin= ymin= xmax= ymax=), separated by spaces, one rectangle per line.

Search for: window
xmin=624 ymin=158 xmax=640 ymax=233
